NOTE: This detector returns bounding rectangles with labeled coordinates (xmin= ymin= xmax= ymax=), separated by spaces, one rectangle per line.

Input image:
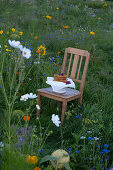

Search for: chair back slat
xmin=76 ymin=55 xmax=83 ymax=80
xmin=67 ymin=53 xmax=72 ymax=77
xmin=70 ymin=54 xmax=79 ymax=79
xmin=61 ymin=47 xmax=90 ymax=93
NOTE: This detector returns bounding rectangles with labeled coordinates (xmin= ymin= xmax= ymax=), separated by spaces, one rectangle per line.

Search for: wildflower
xmin=94 ymin=137 xmax=99 ymax=141
xmin=28 ymin=93 xmax=37 ymax=99
xmin=98 ymin=17 xmax=102 ymax=19
xmin=25 ymin=83 xmax=28 ymax=85
xmin=4 ymin=45 xmax=8 ymax=47
xmin=57 ymin=51 xmax=61 ymax=54
xmin=88 ymin=137 xmax=93 ymax=140
xmin=36 ymin=105 xmax=40 ymax=110
xmin=8 ymin=40 xmax=23 ymax=49
xmin=7 ymin=32 xmax=9 ymax=34
xmin=97 ymin=145 xmax=101 ymax=148
xmin=46 ymin=16 xmax=52 ymax=19
xmin=34 ymin=167 xmax=41 ymax=170
xmin=12 ymin=28 xmax=15 ymax=32
xmin=80 ymin=136 xmax=86 ymax=139
xmin=102 ymin=149 xmax=110 ymax=153
xmin=22 ymin=47 xmax=31 ymax=59
xmin=35 ymin=36 xmax=38 ymax=39
xmin=20 ymin=94 xmax=29 ymax=101
xmin=76 ymin=115 xmax=80 ymax=118
xmin=23 ymin=116 xmax=30 ymax=121
xmin=0 ymin=30 xmax=3 ymax=34
xmin=30 ymin=33 xmax=34 ymax=36
xmin=30 ymin=156 xmax=38 ymax=164
xmin=63 ymin=25 xmax=69 ymax=29
xmin=36 ymin=50 xmax=41 ymax=53
xmin=0 ymin=142 xmax=4 ymax=147
xmin=19 ymin=32 xmax=23 ymax=35
xmin=6 ymin=49 xmax=11 ymax=52
xmin=103 ymin=4 xmax=108 ymax=7
xmin=90 ymin=31 xmax=95 ymax=35
xmin=75 ymin=151 xmax=79 ymax=153
xmin=104 ymin=144 xmax=109 ymax=148
xmin=106 ymin=156 xmax=109 ymax=160
xmin=56 ymin=7 xmax=59 ymax=10
xmin=40 ymin=149 xmax=44 ymax=152
xmin=16 ymin=72 xmax=18 ymax=75
xmin=37 ymin=45 xmax=46 ymax=56
xmin=51 ymin=114 xmax=61 ymax=127
xmin=68 ymin=148 xmax=72 ymax=151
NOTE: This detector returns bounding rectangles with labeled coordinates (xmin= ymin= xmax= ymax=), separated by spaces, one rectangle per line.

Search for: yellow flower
xmin=6 ymin=49 xmax=11 ymax=52
xmin=19 ymin=32 xmax=23 ymax=35
xmin=103 ymin=4 xmax=108 ymax=7
xmin=12 ymin=28 xmax=15 ymax=32
xmin=90 ymin=31 xmax=95 ymax=35
xmin=0 ymin=30 xmax=3 ymax=34
xmin=63 ymin=25 xmax=69 ymax=29
xmin=56 ymin=7 xmax=59 ymax=10
xmin=7 ymin=32 xmax=9 ymax=34
xmin=37 ymin=45 xmax=46 ymax=56
xmin=98 ymin=17 xmax=102 ymax=19
xmin=4 ymin=45 xmax=8 ymax=47
xmin=46 ymin=15 xmax=52 ymax=19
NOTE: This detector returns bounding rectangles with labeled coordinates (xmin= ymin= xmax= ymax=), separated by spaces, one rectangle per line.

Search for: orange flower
xmin=23 ymin=116 xmax=30 ymax=121
xmin=19 ymin=32 xmax=23 ymax=35
xmin=16 ymin=72 xmax=18 ymax=75
xmin=31 ymin=156 xmax=38 ymax=164
xmin=7 ymin=32 xmax=9 ymax=34
xmin=0 ymin=30 xmax=3 ymax=34
xmin=34 ymin=167 xmax=41 ymax=170
xmin=35 ymin=36 xmax=38 ymax=39
xmin=36 ymin=50 xmax=41 ymax=53
xmin=90 ymin=31 xmax=95 ymax=35
xmin=46 ymin=16 xmax=52 ymax=19
xmin=56 ymin=7 xmax=59 ymax=10
xmin=57 ymin=51 xmax=61 ymax=54
xmin=63 ymin=25 xmax=68 ymax=29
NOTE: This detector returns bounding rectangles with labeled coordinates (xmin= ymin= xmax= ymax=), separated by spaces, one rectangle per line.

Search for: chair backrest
xmin=61 ymin=47 xmax=90 ymax=95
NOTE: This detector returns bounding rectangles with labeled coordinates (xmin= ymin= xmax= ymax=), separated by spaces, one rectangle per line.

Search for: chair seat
xmin=37 ymin=87 xmax=81 ymax=102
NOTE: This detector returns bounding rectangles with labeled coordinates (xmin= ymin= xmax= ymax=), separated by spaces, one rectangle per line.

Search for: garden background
xmin=0 ymin=0 xmax=113 ymax=169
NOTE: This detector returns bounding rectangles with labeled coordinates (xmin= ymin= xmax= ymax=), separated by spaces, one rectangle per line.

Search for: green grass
xmin=0 ymin=0 xmax=113 ymax=169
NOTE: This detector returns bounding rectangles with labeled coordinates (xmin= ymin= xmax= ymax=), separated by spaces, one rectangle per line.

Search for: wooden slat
xmin=76 ymin=55 xmax=83 ymax=80
xmin=70 ymin=54 xmax=79 ymax=79
xmin=67 ymin=47 xmax=89 ymax=56
xmin=61 ymin=48 xmax=68 ymax=74
xmin=67 ymin=53 xmax=72 ymax=77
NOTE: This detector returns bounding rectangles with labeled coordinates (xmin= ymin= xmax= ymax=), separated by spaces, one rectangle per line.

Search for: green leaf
xmin=64 ymin=163 xmax=72 ymax=170
xmin=40 ymin=155 xmax=59 ymax=164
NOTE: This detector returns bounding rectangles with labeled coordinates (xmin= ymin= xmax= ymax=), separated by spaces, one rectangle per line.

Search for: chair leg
xmin=57 ymin=101 xmax=61 ymax=111
xmin=36 ymin=93 xmax=41 ymax=118
xmin=61 ymin=100 xmax=67 ymax=125
xmin=78 ymin=96 xmax=82 ymax=105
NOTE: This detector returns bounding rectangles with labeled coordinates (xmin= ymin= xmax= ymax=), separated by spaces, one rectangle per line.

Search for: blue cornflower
xmin=68 ymin=148 xmax=72 ymax=151
xmin=75 ymin=151 xmax=79 ymax=153
xmin=25 ymin=46 xmax=28 ymax=47
xmin=4 ymin=69 xmax=7 ymax=70
xmin=99 ymin=151 xmax=104 ymax=154
xmin=100 ymin=159 xmax=103 ymax=162
xmin=104 ymin=144 xmax=109 ymax=148
xmin=54 ymin=67 xmax=57 ymax=69
xmin=97 ymin=145 xmax=101 ymax=148
xmin=57 ymin=56 xmax=60 ymax=58
xmin=88 ymin=137 xmax=93 ymax=140
xmin=24 ymin=41 xmax=27 ymax=42
xmin=0 ymin=85 xmax=2 ymax=88
xmin=76 ymin=115 xmax=80 ymax=118
xmin=29 ymin=44 xmax=31 ymax=45
xmin=30 ymin=48 xmax=33 ymax=51
xmin=106 ymin=156 xmax=109 ymax=160
xmin=68 ymin=153 xmax=71 ymax=155
xmin=43 ymin=74 xmax=46 ymax=76
xmin=106 ymin=168 xmax=110 ymax=170
xmin=102 ymin=149 xmax=110 ymax=153
xmin=40 ymin=149 xmax=44 ymax=152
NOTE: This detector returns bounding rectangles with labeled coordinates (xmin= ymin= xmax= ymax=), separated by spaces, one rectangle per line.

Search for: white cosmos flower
xmin=80 ymin=136 xmax=86 ymax=139
xmin=20 ymin=94 xmax=29 ymax=101
xmin=94 ymin=137 xmax=99 ymax=141
xmin=36 ymin=105 xmax=40 ymax=110
xmin=22 ymin=47 xmax=31 ymax=59
xmin=8 ymin=40 xmax=22 ymax=49
xmin=51 ymin=114 xmax=61 ymax=127
xmin=28 ymin=93 xmax=37 ymax=99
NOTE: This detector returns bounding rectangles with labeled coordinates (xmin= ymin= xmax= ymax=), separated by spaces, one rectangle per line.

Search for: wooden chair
xmin=37 ymin=47 xmax=90 ymax=124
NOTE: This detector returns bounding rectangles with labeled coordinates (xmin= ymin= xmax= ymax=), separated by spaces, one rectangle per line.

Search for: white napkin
xmin=46 ymin=77 xmax=75 ymax=92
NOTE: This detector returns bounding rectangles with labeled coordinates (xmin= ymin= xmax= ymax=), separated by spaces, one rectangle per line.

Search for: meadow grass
xmin=0 ymin=0 xmax=113 ymax=169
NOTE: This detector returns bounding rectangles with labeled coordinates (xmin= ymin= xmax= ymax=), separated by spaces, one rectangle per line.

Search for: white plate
xmin=53 ymin=89 xmax=66 ymax=94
